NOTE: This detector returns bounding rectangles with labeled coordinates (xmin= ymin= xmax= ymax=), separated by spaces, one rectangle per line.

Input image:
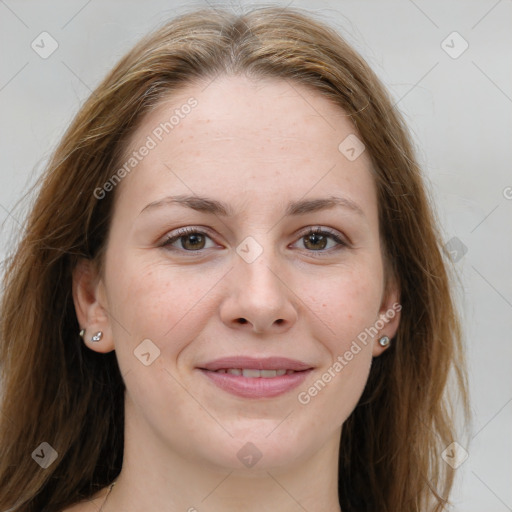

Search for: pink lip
xmin=199 ymin=356 xmax=312 ymax=372
xmin=199 ymin=369 xmax=312 ymax=399
xmin=197 ymin=357 xmax=314 ymax=399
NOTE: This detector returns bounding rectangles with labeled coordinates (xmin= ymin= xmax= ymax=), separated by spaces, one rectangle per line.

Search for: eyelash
xmin=161 ymin=226 xmax=348 ymax=255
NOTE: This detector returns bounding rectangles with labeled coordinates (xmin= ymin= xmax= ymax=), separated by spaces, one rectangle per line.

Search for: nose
xmin=219 ymin=254 xmax=298 ymax=335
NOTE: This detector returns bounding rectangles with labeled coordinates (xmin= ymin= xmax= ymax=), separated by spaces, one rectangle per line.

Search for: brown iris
xmin=303 ymin=232 xmax=328 ymax=250
xmin=180 ymin=233 xmax=206 ymax=250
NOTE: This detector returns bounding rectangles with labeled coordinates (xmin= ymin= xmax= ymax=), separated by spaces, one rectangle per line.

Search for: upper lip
xmin=198 ymin=356 xmax=313 ymax=372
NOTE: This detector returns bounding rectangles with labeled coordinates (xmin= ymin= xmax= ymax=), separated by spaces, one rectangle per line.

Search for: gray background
xmin=1 ymin=0 xmax=511 ymax=510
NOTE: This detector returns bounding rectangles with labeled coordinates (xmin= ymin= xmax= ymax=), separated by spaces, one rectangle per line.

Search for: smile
xmin=199 ymin=367 xmax=312 ymax=399
xmin=210 ymin=368 xmax=298 ymax=377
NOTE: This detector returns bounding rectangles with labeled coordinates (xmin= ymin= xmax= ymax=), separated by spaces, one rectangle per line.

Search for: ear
xmin=372 ymin=280 xmax=401 ymax=357
xmin=72 ymin=258 xmax=115 ymax=353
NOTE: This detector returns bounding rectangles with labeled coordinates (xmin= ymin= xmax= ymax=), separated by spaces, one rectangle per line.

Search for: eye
xmin=161 ymin=227 xmax=217 ymax=251
xmin=293 ymin=227 xmax=347 ymax=252
xmin=160 ymin=226 xmax=347 ymax=254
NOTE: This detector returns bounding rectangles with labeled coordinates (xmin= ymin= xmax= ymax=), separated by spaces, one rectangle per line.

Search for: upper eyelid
xmin=162 ymin=226 xmax=348 ymax=249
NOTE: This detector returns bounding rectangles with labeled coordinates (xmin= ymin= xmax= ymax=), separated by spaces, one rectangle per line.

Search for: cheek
xmin=104 ymin=254 xmax=225 ymax=356
xmin=301 ymin=348 xmax=373 ymax=434
xmin=302 ymin=264 xmax=383 ymax=422
xmin=311 ymin=264 xmax=384 ymax=349
xmin=297 ymin=273 xmax=378 ymax=426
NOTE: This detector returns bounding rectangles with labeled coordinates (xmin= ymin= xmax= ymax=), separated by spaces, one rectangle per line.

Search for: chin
xmin=192 ymin=425 xmax=315 ymax=473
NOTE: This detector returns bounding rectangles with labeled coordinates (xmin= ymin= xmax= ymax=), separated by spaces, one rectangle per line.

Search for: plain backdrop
xmin=0 ymin=1 xmax=511 ymax=510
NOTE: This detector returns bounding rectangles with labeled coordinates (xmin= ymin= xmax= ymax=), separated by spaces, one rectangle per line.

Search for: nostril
xmin=275 ymin=319 xmax=284 ymax=325
xmin=237 ymin=318 xmax=248 ymax=324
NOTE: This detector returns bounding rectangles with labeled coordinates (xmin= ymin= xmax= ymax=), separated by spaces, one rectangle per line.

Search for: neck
xmin=105 ymin=398 xmax=343 ymax=512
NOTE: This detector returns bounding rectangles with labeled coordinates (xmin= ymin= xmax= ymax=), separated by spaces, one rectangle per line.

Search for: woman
xmin=0 ymin=6 xmax=468 ymax=511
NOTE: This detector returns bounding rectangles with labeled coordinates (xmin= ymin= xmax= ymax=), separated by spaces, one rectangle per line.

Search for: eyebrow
xmin=139 ymin=194 xmax=365 ymax=217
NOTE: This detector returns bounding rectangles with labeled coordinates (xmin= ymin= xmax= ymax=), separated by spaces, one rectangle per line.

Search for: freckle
xmin=322 ymin=304 xmax=326 ymax=307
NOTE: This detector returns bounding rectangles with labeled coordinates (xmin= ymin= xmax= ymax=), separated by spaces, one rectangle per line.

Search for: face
xmin=74 ymin=75 xmax=400 ymax=473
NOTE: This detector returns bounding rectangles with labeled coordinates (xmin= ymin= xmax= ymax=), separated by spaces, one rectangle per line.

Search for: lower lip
xmin=198 ymin=369 xmax=312 ymax=399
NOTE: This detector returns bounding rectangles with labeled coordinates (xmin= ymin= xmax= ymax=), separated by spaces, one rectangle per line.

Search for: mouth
xmin=197 ymin=357 xmax=314 ymax=398
xmin=206 ymin=368 xmax=300 ymax=377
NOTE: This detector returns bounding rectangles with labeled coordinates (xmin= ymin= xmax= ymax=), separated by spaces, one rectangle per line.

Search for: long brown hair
xmin=0 ymin=6 xmax=468 ymax=511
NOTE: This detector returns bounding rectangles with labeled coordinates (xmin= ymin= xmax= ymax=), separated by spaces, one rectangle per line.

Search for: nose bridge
xmin=236 ymin=242 xmax=286 ymax=304
xmin=219 ymin=237 xmax=298 ymax=333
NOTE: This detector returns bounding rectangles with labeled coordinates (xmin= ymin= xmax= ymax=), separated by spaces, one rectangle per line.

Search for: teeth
xmin=243 ymin=369 xmax=262 ymax=378
xmin=214 ymin=368 xmax=296 ymax=378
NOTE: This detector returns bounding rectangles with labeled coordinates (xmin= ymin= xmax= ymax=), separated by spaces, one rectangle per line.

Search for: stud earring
xmin=378 ymin=335 xmax=391 ymax=348
xmin=91 ymin=331 xmax=103 ymax=343
xmin=79 ymin=329 xmax=85 ymax=338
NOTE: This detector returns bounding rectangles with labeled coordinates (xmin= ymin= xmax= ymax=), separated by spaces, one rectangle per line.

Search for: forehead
xmin=115 ymin=75 xmax=377 ymax=219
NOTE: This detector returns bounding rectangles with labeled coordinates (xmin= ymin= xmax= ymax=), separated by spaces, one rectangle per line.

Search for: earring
xmin=91 ymin=331 xmax=103 ymax=343
xmin=79 ymin=329 xmax=85 ymax=338
xmin=378 ymin=335 xmax=391 ymax=348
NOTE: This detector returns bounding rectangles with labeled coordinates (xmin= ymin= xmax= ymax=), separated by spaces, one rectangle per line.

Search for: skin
xmin=71 ymin=75 xmax=400 ymax=512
